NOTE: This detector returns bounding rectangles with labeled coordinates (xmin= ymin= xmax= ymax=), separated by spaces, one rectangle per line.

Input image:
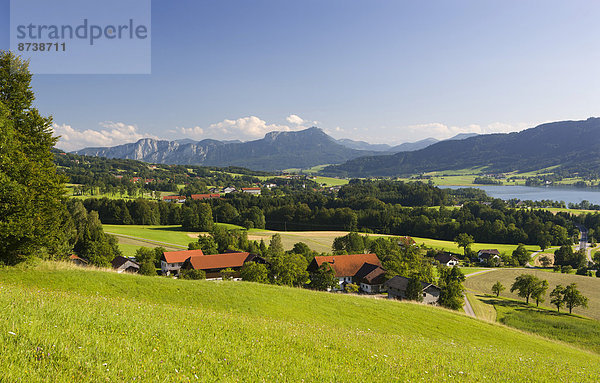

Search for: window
xmin=423 ymin=292 xmax=427 ymax=297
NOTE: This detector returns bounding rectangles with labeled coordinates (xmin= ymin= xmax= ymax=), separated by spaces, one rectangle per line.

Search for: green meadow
xmin=0 ymin=262 xmax=599 ymax=382
xmin=104 ymin=224 xmax=544 ymax=257
xmin=465 ymin=268 xmax=600 ymax=320
xmin=412 ymin=236 xmax=540 ymax=255
xmin=468 ymin=294 xmax=600 ymax=354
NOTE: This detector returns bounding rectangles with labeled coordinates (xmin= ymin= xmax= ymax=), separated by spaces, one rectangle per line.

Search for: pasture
xmin=0 ymin=262 xmax=598 ymax=381
xmin=465 ymin=268 xmax=600 ymax=320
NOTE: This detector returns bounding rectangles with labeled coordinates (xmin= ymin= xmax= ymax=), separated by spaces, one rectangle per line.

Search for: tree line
xmin=493 ymin=275 xmax=588 ymax=314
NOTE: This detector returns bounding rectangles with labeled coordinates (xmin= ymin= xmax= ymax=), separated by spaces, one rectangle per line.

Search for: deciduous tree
xmin=240 ymin=261 xmax=269 ymax=283
xmin=0 ymin=51 xmax=68 ymax=264
xmin=454 ymin=233 xmax=474 ymax=257
xmin=563 ymin=283 xmax=588 ymax=314
xmin=510 ymin=274 xmax=541 ymax=304
xmin=309 ymin=262 xmax=337 ymax=291
xmin=491 ymin=281 xmax=505 ymax=297
xmin=406 ymin=277 xmax=424 ymax=302
xmin=531 ymin=279 xmax=548 ymax=307
xmin=550 ymin=285 xmax=565 ymax=313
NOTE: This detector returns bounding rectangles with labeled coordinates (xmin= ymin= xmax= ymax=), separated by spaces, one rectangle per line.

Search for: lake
xmin=440 ymin=185 xmax=600 ymax=205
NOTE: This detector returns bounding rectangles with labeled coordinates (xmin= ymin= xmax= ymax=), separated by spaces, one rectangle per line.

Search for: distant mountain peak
xmin=74 ymin=126 xmax=379 ymax=171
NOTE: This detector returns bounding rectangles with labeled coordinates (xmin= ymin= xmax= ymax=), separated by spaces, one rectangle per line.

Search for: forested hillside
xmin=324 ymin=118 xmax=600 ymax=177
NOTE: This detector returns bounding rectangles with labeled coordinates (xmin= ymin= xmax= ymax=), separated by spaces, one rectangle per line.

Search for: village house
xmin=242 ymin=187 xmax=262 ymax=195
xmin=354 ymin=263 xmax=387 ymax=293
xmin=307 ymin=253 xmax=384 ymax=293
xmin=434 ymin=252 xmax=460 ymax=267
xmin=477 ymin=249 xmax=501 ymax=263
xmin=222 ymin=187 xmax=237 ymax=194
xmin=384 ymin=275 xmax=441 ymax=304
xmin=181 ymin=252 xmax=266 ymax=280
xmin=111 ymin=256 xmax=140 ymax=273
xmin=162 ymin=195 xmax=187 ymax=203
xmin=161 ymin=249 xmax=204 ymax=275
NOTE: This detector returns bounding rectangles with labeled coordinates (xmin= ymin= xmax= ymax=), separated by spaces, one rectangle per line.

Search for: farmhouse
xmin=384 ymin=276 xmax=441 ymax=304
xmin=181 ymin=252 xmax=266 ymax=280
xmin=161 ymin=249 xmax=204 ymax=275
xmin=434 ymin=252 xmax=460 ymax=267
xmin=478 ymin=249 xmax=500 ymax=263
xmin=242 ymin=187 xmax=262 ymax=195
xmin=222 ymin=187 xmax=237 ymax=194
xmin=162 ymin=195 xmax=187 ymax=203
xmin=354 ymin=263 xmax=387 ymax=293
xmin=307 ymin=253 xmax=384 ymax=292
xmin=111 ymin=256 xmax=140 ymax=273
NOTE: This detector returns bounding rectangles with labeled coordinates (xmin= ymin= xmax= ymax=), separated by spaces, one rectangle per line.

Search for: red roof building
xmin=307 ymin=253 xmax=385 ymax=293
xmin=161 ymin=249 xmax=204 ymax=275
xmin=182 ymin=252 xmax=265 ymax=279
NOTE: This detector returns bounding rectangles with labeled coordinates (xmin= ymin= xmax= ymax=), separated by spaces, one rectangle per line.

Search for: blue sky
xmin=2 ymin=0 xmax=600 ymax=150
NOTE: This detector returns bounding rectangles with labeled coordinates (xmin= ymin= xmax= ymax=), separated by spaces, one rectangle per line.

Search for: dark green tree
xmin=139 ymin=260 xmax=157 ymax=276
xmin=270 ymin=253 xmax=309 ymax=286
xmin=308 ymin=262 xmax=337 ymax=291
xmin=405 ymin=278 xmax=424 ymax=302
xmin=240 ymin=261 xmax=269 ymax=283
xmin=267 ymin=233 xmax=284 ymax=260
xmin=454 ymin=233 xmax=474 ymax=257
xmin=438 ymin=266 xmax=465 ymax=310
xmin=512 ymin=244 xmax=530 ymax=266
xmin=510 ymin=274 xmax=541 ymax=304
xmin=550 ymin=285 xmax=565 ymax=313
xmin=0 ymin=51 xmax=69 ymax=264
xmin=563 ymin=283 xmax=588 ymax=314
xmin=491 ymin=281 xmax=505 ymax=297
xmin=531 ymin=279 xmax=549 ymax=307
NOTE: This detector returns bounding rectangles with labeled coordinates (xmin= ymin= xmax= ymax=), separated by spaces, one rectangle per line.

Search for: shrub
xmin=345 ymin=283 xmax=359 ymax=293
xmin=180 ymin=269 xmax=206 ymax=280
xmin=220 ymin=268 xmax=236 ymax=280
xmin=561 ymin=266 xmax=573 ymax=274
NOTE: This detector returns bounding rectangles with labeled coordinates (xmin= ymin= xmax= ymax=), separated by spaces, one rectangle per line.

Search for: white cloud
xmin=173 ymin=115 xmax=313 ymax=141
xmin=286 ymin=114 xmax=305 ymax=125
xmin=381 ymin=121 xmax=531 ymax=144
xmin=53 ymin=121 xmax=153 ymax=151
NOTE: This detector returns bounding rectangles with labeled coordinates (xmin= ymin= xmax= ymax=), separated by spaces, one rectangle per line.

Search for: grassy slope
xmin=0 ymin=262 xmax=599 ymax=382
xmin=465 ymin=268 xmax=600 ymax=320
xmin=471 ymin=294 xmax=600 ymax=354
xmin=104 ymin=224 xmax=543 ymax=256
xmin=412 ymin=237 xmax=540 ymax=254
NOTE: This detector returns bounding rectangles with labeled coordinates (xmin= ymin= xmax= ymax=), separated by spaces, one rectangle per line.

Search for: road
xmin=462 ymin=294 xmax=476 ymax=317
xmin=462 ymin=268 xmax=498 ymax=318
xmin=575 ymin=224 xmax=593 ymax=262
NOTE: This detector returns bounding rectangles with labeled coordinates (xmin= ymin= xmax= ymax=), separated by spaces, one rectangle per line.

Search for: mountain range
xmin=323 ymin=118 xmax=600 ymax=177
xmin=74 ymin=129 xmax=477 ymax=171
xmin=75 ymin=128 xmax=378 ymax=171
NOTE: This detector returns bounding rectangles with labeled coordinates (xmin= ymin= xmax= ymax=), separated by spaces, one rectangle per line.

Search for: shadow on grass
xmin=147 ymin=226 xmax=188 ymax=232
xmin=474 ymin=294 xmax=572 ymax=318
